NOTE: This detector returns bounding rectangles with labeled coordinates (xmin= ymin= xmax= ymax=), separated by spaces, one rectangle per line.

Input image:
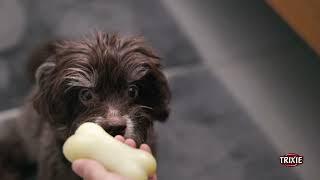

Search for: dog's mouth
xmin=105 ymin=125 xmax=127 ymax=137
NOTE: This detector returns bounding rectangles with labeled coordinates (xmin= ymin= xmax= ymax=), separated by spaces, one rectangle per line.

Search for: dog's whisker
xmin=139 ymin=105 xmax=153 ymax=110
xmin=132 ymin=114 xmax=146 ymax=119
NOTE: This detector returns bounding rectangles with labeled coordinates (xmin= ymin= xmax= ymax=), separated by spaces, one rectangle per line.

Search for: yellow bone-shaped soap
xmin=63 ymin=122 xmax=156 ymax=180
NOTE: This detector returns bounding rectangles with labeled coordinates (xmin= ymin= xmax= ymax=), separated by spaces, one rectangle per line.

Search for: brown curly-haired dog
xmin=0 ymin=32 xmax=170 ymax=180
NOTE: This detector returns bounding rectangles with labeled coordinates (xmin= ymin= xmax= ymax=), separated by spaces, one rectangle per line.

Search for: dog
xmin=0 ymin=32 xmax=170 ymax=180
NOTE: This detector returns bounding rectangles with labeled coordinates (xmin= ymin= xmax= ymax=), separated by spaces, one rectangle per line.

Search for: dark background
xmin=0 ymin=0 xmax=319 ymax=179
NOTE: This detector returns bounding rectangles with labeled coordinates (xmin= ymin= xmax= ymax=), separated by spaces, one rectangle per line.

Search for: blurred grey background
xmin=0 ymin=0 xmax=319 ymax=179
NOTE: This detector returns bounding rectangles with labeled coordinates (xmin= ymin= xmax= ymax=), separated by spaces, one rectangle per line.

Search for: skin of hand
xmin=72 ymin=135 xmax=157 ymax=180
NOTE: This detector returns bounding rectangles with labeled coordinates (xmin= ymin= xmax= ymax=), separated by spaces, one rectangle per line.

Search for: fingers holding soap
xmin=116 ymin=136 xmax=152 ymax=155
xmin=140 ymin=144 xmax=152 ymax=154
xmin=115 ymin=136 xmax=151 ymax=152
xmin=116 ymin=136 xmax=152 ymax=154
xmin=115 ymin=136 xmax=136 ymax=148
xmin=63 ymin=123 xmax=157 ymax=180
xmin=124 ymin=138 xmax=136 ymax=148
xmin=139 ymin=144 xmax=157 ymax=180
xmin=115 ymin=135 xmax=125 ymax=143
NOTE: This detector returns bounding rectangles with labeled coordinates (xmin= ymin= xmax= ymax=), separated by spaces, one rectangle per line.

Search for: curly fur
xmin=0 ymin=32 xmax=170 ymax=180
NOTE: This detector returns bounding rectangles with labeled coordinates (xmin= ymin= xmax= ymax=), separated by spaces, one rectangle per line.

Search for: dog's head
xmin=31 ymin=32 xmax=170 ymax=145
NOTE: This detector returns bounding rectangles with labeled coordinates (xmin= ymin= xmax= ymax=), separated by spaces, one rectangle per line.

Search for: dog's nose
xmin=105 ymin=116 xmax=127 ymax=136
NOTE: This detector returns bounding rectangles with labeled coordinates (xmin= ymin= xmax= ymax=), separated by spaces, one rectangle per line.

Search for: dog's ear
xmin=152 ymin=70 xmax=171 ymax=122
xmin=140 ymin=65 xmax=170 ymax=122
xmin=27 ymin=41 xmax=59 ymax=82
xmin=30 ymin=42 xmax=59 ymax=118
xmin=35 ymin=62 xmax=56 ymax=88
xmin=27 ymin=41 xmax=60 ymax=89
xmin=124 ymin=37 xmax=171 ymax=122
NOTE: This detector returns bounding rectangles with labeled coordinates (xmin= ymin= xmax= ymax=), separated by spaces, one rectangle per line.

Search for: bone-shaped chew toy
xmin=62 ymin=122 xmax=157 ymax=180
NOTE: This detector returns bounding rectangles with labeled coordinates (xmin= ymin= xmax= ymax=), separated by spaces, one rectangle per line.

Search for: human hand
xmin=72 ymin=135 xmax=157 ymax=180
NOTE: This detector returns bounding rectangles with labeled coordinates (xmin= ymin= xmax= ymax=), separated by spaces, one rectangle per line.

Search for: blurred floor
xmin=162 ymin=0 xmax=320 ymax=179
xmin=1 ymin=0 xmax=319 ymax=179
xmin=158 ymin=66 xmax=300 ymax=180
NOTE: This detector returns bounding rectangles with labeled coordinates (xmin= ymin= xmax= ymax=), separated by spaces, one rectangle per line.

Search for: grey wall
xmin=0 ymin=0 xmax=200 ymax=110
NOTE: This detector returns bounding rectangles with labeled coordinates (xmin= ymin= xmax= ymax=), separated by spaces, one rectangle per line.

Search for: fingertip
xmin=115 ymin=135 xmax=125 ymax=142
xmin=124 ymin=138 xmax=136 ymax=148
xmin=140 ymin=144 xmax=152 ymax=153
xmin=149 ymin=174 xmax=158 ymax=180
xmin=72 ymin=159 xmax=86 ymax=177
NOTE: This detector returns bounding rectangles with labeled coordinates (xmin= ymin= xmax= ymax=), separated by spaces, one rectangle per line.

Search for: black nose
xmin=107 ymin=125 xmax=127 ymax=136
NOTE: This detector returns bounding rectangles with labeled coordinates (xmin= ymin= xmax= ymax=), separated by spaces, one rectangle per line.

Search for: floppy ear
xmin=140 ymin=64 xmax=170 ymax=122
xmin=29 ymin=42 xmax=59 ymax=117
xmin=27 ymin=40 xmax=59 ymax=82
xmin=153 ymin=70 xmax=171 ymax=122
xmin=35 ymin=62 xmax=56 ymax=88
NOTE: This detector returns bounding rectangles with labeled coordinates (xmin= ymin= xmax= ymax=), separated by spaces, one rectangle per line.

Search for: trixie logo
xmin=279 ymin=153 xmax=303 ymax=167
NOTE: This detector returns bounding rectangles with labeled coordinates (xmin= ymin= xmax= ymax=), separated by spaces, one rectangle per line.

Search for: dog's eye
xmin=128 ymin=85 xmax=139 ymax=99
xmin=79 ymin=89 xmax=93 ymax=104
